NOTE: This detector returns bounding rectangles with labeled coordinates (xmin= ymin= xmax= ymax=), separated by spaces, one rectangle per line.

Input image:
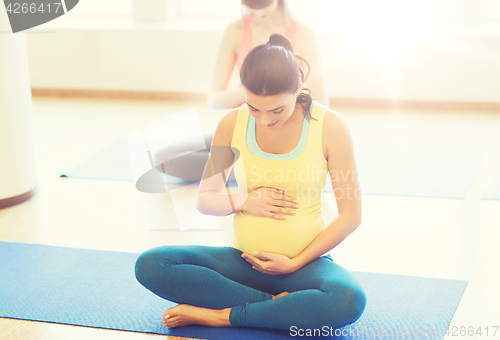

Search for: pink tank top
xmin=235 ymin=14 xmax=298 ymax=74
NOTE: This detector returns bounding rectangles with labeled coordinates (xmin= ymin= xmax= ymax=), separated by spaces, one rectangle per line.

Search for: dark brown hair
xmin=240 ymin=33 xmax=315 ymax=121
xmin=242 ymin=0 xmax=274 ymax=9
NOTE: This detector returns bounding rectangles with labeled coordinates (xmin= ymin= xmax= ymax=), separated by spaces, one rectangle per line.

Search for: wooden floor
xmin=1 ymin=96 xmax=500 ymax=340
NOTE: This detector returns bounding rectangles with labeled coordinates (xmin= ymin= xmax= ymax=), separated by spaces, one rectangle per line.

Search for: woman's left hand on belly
xmin=241 ymin=251 xmax=298 ymax=276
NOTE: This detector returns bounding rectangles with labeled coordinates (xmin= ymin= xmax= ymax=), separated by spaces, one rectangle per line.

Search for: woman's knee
xmin=342 ymin=286 xmax=367 ymax=324
xmin=135 ymin=249 xmax=155 ymax=286
xmin=322 ymin=285 xmax=367 ymax=328
xmin=134 ymin=246 xmax=176 ymax=286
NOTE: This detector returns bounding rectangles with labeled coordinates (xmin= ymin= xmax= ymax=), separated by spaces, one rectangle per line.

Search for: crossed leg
xmin=135 ymin=245 xmax=366 ymax=331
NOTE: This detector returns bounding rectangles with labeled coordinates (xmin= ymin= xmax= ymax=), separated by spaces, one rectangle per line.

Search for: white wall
xmin=26 ymin=28 xmax=500 ymax=103
xmin=321 ymin=34 xmax=500 ymax=102
xmin=27 ymin=29 xmax=220 ymax=94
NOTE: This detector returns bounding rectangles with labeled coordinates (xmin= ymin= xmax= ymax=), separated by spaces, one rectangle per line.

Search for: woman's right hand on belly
xmin=240 ymin=187 xmax=299 ymax=220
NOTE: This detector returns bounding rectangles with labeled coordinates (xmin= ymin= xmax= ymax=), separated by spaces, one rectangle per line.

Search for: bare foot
xmin=162 ymin=304 xmax=231 ymax=328
xmin=272 ymin=291 xmax=290 ymax=299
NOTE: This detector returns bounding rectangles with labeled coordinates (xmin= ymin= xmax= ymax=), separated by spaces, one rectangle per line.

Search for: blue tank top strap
xmin=245 ymin=103 xmax=313 ymax=160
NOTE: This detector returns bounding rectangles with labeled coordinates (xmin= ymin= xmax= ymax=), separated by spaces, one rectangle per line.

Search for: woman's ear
xmin=296 ymin=79 xmax=303 ymax=96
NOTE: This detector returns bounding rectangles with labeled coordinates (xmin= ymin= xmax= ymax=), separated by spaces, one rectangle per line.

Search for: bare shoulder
xmin=322 ymin=108 xmax=354 ymax=160
xmin=212 ymin=108 xmax=240 ymax=147
xmin=226 ymin=19 xmax=243 ymax=34
xmin=223 ymin=19 xmax=244 ymax=51
xmin=324 ymin=108 xmax=349 ymax=127
xmin=233 ymin=17 xmax=246 ymax=31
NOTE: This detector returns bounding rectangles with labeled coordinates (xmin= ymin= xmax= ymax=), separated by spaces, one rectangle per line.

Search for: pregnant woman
xmin=135 ymin=34 xmax=366 ymax=331
xmin=162 ymin=0 xmax=329 ymax=183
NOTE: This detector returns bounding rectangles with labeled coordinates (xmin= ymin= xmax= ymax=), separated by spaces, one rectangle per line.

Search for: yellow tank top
xmin=230 ymin=100 xmax=331 ymax=258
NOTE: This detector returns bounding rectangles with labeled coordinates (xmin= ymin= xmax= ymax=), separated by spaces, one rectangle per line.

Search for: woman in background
xmin=209 ymin=0 xmax=329 ymax=108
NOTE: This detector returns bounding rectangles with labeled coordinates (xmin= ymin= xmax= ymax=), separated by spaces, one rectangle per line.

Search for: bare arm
xmin=296 ymin=24 xmax=329 ymax=107
xmin=208 ymin=22 xmax=246 ymax=109
xmin=196 ymin=109 xmax=247 ymax=215
xmin=292 ymin=110 xmax=361 ymax=270
xmin=196 ymin=108 xmax=299 ymax=218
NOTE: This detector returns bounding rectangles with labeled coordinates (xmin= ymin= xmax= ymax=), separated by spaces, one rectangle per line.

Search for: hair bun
xmin=268 ymin=33 xmax=294 ymax=53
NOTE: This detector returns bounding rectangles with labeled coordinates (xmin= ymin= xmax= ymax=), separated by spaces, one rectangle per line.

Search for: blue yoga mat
xmin=0 ymin=241 xmax=466 ymax=340
xmin=61 ymin=139 xmax=481 ymax=199
xmin=481 ymin=165 xmax=500 ymax=200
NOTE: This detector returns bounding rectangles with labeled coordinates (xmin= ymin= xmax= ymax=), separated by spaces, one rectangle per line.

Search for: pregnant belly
xmin=233 ymin=211 xmax=325 ymax=258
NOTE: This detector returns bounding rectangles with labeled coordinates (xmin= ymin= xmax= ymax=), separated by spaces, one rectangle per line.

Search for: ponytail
xmin=241 ymin=33 xmax=316 ymax=121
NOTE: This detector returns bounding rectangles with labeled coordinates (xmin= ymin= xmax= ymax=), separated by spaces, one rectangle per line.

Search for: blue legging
xmin=135 ymin=245 xmax=366 ymax=331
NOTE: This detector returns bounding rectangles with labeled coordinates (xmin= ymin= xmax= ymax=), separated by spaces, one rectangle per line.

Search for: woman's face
xmin=247 ymin=0 xmax=279 ymax=21
xmin=244 ymin=87 xmax=301 ymax=129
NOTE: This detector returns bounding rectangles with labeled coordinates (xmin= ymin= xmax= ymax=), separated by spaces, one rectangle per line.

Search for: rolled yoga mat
xmin=61 ymin=139 xmax=481 ymax=199
xmin=0 ymin=241 xmax=467 ymax=340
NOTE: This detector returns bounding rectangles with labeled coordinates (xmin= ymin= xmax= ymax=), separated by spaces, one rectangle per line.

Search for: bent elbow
xmin=344 ymin=213 xmax=362 ymax=230
xmin=195 ymin=197 xmax=205 ymax=215
xmin=196 ymin=194 xmax=214 ymax=216
xmin=353 ymin=214 xmax=362 ymax=229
